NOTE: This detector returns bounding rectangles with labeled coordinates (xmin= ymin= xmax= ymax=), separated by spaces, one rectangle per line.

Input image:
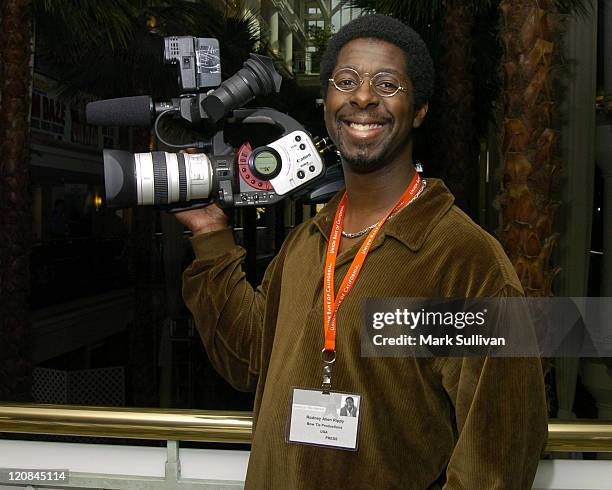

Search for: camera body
xmin=86 ymin=36 xmax=339 ymax=210
xmin=103 ymin=108 xmax=325 ymax=209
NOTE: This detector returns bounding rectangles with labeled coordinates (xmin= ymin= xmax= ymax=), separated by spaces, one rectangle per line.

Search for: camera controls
xmin=237 ymin=143 xmax=274 ymax=191
xmin=265 ymin=130 xmax=324 ymax=196
xmin=235 ymin=133 xmax=322 ymax=201
xmin=236 ymin=191 xmax=278 ymax=206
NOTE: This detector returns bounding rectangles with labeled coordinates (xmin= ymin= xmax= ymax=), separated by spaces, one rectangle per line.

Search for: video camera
xmin=86 ymin=36 xmax=341 ymax=210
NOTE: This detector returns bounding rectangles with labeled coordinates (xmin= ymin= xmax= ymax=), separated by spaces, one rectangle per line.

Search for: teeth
xmin=348 ymin=122 xmax=383 ymax=130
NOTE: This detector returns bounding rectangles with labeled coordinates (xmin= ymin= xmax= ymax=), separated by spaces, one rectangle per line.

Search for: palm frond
xmin=33 ymin=0 xmax=137 ymax=50
xmin=343 ymin=0 xmax=444 ymax=28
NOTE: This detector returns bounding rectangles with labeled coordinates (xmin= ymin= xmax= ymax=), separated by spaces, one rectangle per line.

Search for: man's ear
xmin=413 ymin=103 xmax=428 ymax=128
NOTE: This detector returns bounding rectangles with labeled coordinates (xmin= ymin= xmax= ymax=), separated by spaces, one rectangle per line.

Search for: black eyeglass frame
xmin=328 ymin=67 xmax=409 ymax=98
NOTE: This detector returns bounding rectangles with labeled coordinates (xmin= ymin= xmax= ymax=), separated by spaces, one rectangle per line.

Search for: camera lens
xmin=102 ymin=149 xmax=213 ymax=207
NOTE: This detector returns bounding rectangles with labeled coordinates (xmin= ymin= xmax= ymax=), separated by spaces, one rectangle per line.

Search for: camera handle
xmin=208 ymin=107 xmax=306 ymax=155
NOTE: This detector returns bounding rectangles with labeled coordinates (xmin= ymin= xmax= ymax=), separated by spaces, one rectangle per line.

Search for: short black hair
xmin=319 ymin=14 xmax=434 ymax=109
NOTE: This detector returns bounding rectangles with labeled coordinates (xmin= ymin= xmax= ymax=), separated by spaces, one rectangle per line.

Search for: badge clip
xmin=322 ymin=365 xmax=332 ymax=394
xmin=321 ymin=349 xmax=336 ymax=395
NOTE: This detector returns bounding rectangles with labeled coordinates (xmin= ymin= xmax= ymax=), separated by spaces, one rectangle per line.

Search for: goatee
xmin=342 ymin=150 xmax=386 ymax=174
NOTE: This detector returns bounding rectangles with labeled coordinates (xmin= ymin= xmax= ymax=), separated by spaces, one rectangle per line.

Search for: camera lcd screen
xmin=254 ymin=151 xmax=279 ymax=176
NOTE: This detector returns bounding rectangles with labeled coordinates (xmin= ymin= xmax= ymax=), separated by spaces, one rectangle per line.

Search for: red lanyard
xmin=323 ymin=172 xmax=423 ymax=352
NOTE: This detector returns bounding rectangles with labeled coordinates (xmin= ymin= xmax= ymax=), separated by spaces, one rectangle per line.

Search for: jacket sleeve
xmin=182 ymin=227 xmax=279 ymax=392
xmin=438 ymin=287 xmax=548 ymax=489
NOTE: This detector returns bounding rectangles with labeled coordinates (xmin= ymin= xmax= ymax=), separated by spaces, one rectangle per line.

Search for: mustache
xmin=338 ymin=111 xmax=393 ymax=123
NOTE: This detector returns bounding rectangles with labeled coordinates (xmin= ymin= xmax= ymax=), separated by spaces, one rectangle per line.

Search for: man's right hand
xmin=174 ymin=203 xmax=230 ymax=237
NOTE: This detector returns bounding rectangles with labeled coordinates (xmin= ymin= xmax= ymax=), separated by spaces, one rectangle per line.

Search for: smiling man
xmin=321 ymin=31 xmax=429 ymax=254
xmin=179 ymin=14 xmax=547 ymax=489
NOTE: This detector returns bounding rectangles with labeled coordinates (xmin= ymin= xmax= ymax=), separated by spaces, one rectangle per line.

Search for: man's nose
xmin=349 ymin=80 xmax=379 ymax=109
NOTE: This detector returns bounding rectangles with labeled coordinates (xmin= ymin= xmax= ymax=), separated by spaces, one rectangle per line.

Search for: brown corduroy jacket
xmin=183 ymin=179 xmax=548 ymax=489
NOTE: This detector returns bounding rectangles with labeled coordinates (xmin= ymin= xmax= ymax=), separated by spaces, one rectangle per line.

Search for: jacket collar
xmin=310 ymin=178 xmax=455 ymax=252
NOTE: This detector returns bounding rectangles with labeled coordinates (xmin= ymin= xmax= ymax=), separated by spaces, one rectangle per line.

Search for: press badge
xmin=287 ymin=388 xmax=361 ymax=451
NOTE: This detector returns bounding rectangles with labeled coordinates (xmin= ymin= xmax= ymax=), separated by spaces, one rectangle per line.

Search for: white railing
xmin=1 ymin=403 xmax=612 ymax=489
xmin=0 ymin=439 xmax=248 ymax=489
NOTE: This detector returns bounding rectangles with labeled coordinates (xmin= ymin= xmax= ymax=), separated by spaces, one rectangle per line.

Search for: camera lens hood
xmin=103 ymin=150 xmax=136 ymax=208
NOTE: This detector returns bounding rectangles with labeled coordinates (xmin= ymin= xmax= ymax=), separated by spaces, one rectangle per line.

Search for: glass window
xmin=332 ymin=11 xmax=340 ymax=31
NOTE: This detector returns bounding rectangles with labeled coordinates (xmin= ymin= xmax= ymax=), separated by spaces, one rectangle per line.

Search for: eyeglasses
xmin=328 ymin=67 xmax=408 ymax=97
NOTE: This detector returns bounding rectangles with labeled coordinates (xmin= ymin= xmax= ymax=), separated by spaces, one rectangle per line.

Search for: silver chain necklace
xmin=341 ymin=180 xmax=427 ymax=239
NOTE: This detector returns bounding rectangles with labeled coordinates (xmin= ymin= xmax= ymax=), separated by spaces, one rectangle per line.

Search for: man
xmin=178 ymin=14 xmax=548 ymax=489
xmin=340 ymin=397 xmax=357 ymax=417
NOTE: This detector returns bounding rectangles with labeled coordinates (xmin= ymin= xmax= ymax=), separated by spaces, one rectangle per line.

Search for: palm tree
xmin=0 ymin=0 xmax=34 ymax=401
xmin=495 ymin=0 xmax=590 ymax=297
xmin=428 ymin=0 xmax=483 ymax=215
xmin=495 ymin=0 xmax=591 ymax=414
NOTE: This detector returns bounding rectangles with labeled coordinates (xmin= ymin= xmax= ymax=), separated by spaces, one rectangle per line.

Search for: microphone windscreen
xmin=86 ymin=96 xmax=153 ymax=126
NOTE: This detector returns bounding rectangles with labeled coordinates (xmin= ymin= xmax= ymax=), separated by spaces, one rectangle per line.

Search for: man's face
xmin=323 ymin=38 xmax=427 ymax=174
xmin=346 ymin=398 xmax=354 ymax=409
